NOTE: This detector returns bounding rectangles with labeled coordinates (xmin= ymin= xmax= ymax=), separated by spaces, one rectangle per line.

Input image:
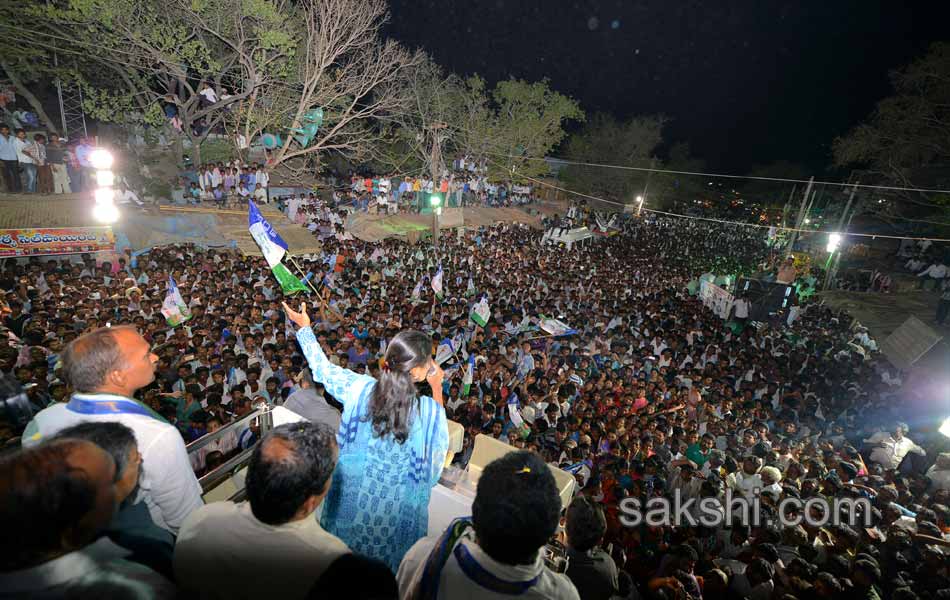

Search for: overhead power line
xmin=508 ymin=167 xmax=950 ymax=243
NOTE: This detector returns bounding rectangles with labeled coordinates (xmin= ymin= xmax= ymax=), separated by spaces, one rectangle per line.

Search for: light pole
xmin=90 ymin=148 xmax=118 ymax=224
xmin=427 ymin=122 xmax=446 ymax=246
xmin=430 ymin=193 xmax=442 ymax=244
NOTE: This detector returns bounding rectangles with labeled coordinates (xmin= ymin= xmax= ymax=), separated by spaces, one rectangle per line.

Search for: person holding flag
xmin=282 ymin=300 xmax=448 ymax=573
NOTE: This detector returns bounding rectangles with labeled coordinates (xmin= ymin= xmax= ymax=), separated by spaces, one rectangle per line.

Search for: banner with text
xmin=700 ymin=280 xmax=734 ymax=320
xmin=0 ymin=227 xmax=116 ymax=257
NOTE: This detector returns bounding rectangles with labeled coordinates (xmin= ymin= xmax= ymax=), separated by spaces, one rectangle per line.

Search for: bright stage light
xmin=89 ymin=148 xmax=114 ymax=170
xmin=93 ymin=202 xmax=119 ymax=224
xmin=95 ymin=188 xmax=115 ymax=204
xmin=96 ymin=170 xmax=114 ymax=187
xmin=827 ymin=232 xmax=842 ymax=253
xmin=940 ymin=417 xmax=950 ymax=439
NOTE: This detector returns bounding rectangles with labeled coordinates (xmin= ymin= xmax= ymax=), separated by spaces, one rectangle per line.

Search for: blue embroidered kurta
xmin=296 ymin=327 xmax=449 ymax=572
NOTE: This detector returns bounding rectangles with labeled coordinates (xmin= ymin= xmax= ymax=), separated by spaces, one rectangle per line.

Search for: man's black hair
xmin=245 ymin=422 xmax=337 ymax=526
xmin=472 ymin=451 xmax=560 ymax=565
xmin=565 ymin=495 xmax=606 ymax=553
xmin=54 ymin=421 xmax=137 ymax=483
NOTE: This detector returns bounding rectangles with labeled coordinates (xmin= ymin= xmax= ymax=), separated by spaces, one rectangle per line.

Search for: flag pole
xmin=284 ymin=255 xmax=336 ymax=314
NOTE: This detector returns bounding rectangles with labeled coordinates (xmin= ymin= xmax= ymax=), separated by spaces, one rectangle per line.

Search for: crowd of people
xmin=0 ymin=124 xmax=91 ymax=195
xmin=1 ymin=195 xmax=949 ymax=599
xmin=178 ymin=161 xmax=271 ymax=207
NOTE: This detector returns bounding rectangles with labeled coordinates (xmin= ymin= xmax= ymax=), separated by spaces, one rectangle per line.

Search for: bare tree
xmin=241 ymin=0 xmax=422 ymax=178
xmin=43 ymin=0 xmax=295 ymax=164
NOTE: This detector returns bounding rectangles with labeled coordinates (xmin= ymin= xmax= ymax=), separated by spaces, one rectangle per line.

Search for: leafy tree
xmin=833 ymin=41 xmax=950 ymax=218
xmin=560 ymin=113 xmax=664 ymax=204
xmin=36 ymin=0 xmax=297 ymax=164
xmin=484 ymin=79 xmax=584 ymax=182
xmin=0 ymin=4 xmax=64 ymax=134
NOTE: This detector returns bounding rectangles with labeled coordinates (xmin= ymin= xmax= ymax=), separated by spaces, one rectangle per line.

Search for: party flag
xmin=248 ymin=201 xmax=307 ymax=295
xmin=161 ymin=276 xmax=192 ymax=327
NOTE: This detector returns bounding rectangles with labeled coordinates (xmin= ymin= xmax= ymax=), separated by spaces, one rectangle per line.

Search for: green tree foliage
xmin=32 ymin=0 xmax=296 ymax=162
xmin=484 ymin=79 xmax=584 ymax=181
xmin=833 ymin=42 xmax=950 ymax=227
xmin=560 ymin=114 xmax=664 ymax=204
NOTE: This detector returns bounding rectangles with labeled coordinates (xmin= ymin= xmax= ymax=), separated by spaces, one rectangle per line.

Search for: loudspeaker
xmin=735 ymin=278 xmax=794 ymax=321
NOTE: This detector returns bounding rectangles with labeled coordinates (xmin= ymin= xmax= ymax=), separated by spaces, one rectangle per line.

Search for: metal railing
xmin=188 ymin=406 xmax=275 ymax=495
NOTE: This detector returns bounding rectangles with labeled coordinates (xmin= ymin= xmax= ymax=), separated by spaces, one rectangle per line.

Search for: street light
xmin=90 ymin=147 xmax=118 ymax=225
xmin=827 ymin=232 xmax=842 ymax=253
xmin=93 ymin=202 xmax=119 ymax=224
xmin=89 ymin=148 xmax=113 ymax=170
xmin=94 ymin=187 xmax=115 ymax=204
xmin=96 ymin=170 xmax=115 ymax=187
xmin=429 ymin=193 xmax=442 ymax=245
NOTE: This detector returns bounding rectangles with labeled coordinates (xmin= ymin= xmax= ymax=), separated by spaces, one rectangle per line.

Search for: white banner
xmin=700 ymin=280 xmax=734 ymax=320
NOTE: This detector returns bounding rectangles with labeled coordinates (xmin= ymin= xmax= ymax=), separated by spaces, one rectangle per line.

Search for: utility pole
xmin=637 ymin=158 xmax=656 ymax=216
xmin=785 ymin=176 xmax=814 ymax=255
xmin=428 ymin=122 xmax=447 ymax=246
xmin=823 ymin=182 xmax=859 ymax=291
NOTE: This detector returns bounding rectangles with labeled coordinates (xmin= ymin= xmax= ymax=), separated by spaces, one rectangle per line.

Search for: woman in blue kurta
xmin=283 ymin=302 xmax=449 ymax=572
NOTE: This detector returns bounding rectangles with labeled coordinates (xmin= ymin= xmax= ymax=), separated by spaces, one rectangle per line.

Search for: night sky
xmin=386 ymin=1 xmax=950 ymax=173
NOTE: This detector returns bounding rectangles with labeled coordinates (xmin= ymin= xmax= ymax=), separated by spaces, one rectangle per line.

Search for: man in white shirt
xmin=918 ymin=262 xmax=948 ymax=289
xmin=13 ymin=128 xmax=36 ymax=192
xmin=398 ymin=451 xmax=580 ymax=599
xmin=731 ymin=293 xmax=751 ymax=324
xmin=728 ymin=456 xmax=763 ymax=500
xmin=175 ymin=422 xmax=396 ymax=599
xmin=23 ymin=326 xmax=203 ymax=535
xmin=115 ymin=183 xmax=145 ymax=207
xmin=864 ymin=423 xmax=925 ymax=471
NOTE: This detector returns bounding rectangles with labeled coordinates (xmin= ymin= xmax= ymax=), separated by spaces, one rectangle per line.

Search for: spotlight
xmin=96 ymin=170 xmax=114 ymax=187
xmin=89 ymin=148 xmax=113 ymax=170
xmin=95 ymin=188 xmax=115 ymax=204
xmin=940 ymin=417 xmax=950 ymax=439
xmin=93 ymin=202 xmax=119 ymax=224
xmin=827 ymin=232 xmax=842 ymax=253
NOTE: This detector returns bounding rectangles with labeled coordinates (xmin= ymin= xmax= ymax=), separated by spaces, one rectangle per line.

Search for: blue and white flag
xmin=248 ymin=201 xmax=306 ymax=295
xmin=431 ymin=265 xmax=444 ymax=300
xmin=470 ymin=296 xmax=490 ymax=327
xmin=508 ymin=392 xmax=524 ymax=428
xmin=161 ymin=276 xmax=191 ymax=327
xmin=411 ymin=280 xmax=423 ymax=303
xmin=462 ymin=354 xmax=475 ymax=396
xmin=435 ymin=337 xmax=456 ymax=365
xmin=539 ymin=315 xmax=577 ymax=337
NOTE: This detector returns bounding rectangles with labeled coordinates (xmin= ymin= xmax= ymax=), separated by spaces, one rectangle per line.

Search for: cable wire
xmin=508 ymin=166 xmax=950 ymax=243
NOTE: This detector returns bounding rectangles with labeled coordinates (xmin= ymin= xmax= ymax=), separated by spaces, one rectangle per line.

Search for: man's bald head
xmin=61 ymin=326 xmax=157 ymax=396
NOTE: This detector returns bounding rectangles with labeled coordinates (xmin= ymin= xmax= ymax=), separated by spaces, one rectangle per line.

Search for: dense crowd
xmin=1 ymin=199 xmax=949 ymax=600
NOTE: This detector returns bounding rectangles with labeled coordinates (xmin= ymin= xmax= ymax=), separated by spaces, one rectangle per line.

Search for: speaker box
xmin=735 ymin=278 xmax=795 ymax=320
